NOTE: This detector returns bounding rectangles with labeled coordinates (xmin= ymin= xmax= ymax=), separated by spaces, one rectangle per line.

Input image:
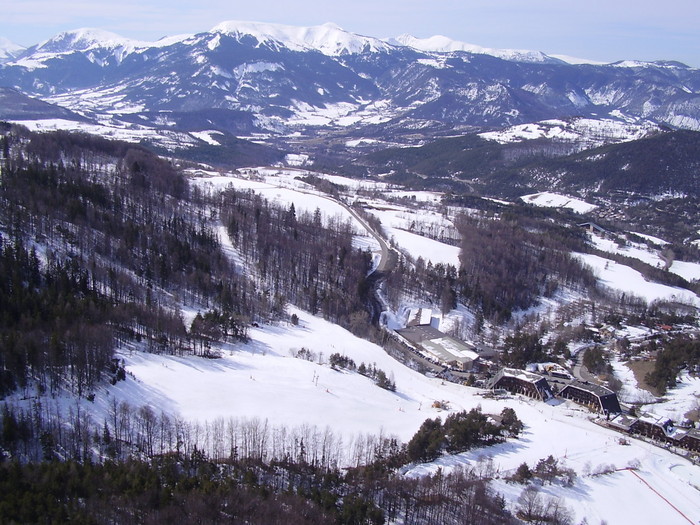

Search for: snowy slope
xmin=13 ymin=28 xmax=192 ymax=70
xmin=479 ymin=118 xmax=659 ymax=147
xmin=520 ymin=192 xmax=597 ymax=214
xmin=589 ymin=233 xmax=700 ymax=282
xmin=574 ymin=252 xmax=700 ymax=306
xmin=389 ymin=34 xmax=559 ymax=64
xmin=0 ymin=37 xmax=24 ymax=62
xmin=108 ymin=306 xmax=700 ymax=524
xmin=32 ymin=28 xmax=192 ymax=53
xmin=362 ymin=203 xmax=461 ymax=267
xmin=212 ymin=21 xmax=394 ymax=56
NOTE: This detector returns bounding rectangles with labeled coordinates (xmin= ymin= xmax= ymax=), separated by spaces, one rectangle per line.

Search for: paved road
xmin=571 ymin=344 xmax=598 ymax=383
xmin=339 ymin=201 xmax=397 ymax=274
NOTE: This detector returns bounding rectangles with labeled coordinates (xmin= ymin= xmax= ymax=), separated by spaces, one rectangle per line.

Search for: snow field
xmin=364 ymin=206 xmax=461 ymax=267
xmin=590 ymin=233 xmax=700 ymax=282
xmin=574 ymin=252 xmax=700 ymax=307
xmin=520 ymin=191 xmax=598 ymax=214
xmin=110 ymin=305 xmax=700 ymax=524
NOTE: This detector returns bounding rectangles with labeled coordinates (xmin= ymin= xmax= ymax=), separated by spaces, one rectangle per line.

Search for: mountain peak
xmin=388 ymin=33 xmax=562 ymax=64
xmin=0 ymin=37 xmax=25 ymax=62
xmin=35 ymin=28 xmax=134 ymax=53
xmin=210 ymin=20 xmax=393 ymax=56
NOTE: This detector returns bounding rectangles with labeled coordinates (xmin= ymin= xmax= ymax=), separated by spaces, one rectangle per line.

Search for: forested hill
xmin=0 ymin=124 xmax=373 ymax=400
xmin=356 ymin=129 xmax=700 ymax=197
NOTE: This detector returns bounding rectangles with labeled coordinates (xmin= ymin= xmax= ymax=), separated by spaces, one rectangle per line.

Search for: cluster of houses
xmin=486 ymin=367 xmax=700 ymax=454
xmin=392 ymin=310 xmax=700 ymax=456
xmin=607 ymin=413 xmax=700 ymax=453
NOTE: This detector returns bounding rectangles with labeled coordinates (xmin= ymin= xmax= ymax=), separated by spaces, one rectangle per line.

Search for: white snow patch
xmin=284 ymin=153 xmax=310 ymax=167
xmin=574 ymin=252 xmax=700 ymax=307
xmin=631 ymin=232 xmax=669 ymax=246
xmin=190 ymin=130 xmax=223 ymax=146
xmin=212 ymin=21 xmax=393 ymax=56
xmin=521 ymin=192 xmax=597 ymax=214
xmin=589 ymin=233 xmax=700 ymax=282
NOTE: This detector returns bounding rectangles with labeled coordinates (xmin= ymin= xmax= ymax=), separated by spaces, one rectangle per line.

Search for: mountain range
xmin=1 ymin=20 xmax=699 ymax=147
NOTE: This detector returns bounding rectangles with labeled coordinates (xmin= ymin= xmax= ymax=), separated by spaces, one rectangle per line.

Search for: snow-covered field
xmin=521 ymin=191 xmax=598 ymax=214
xmin=642 ymin=371 xmax=700 ymax=422
xmin=610 ymin=357 xmax=658 ymax=405
xmin=106 ymin=307 xmax=700 ymax=525
xmin=363 ymin=204 xmax=461 ymax=267
xmin=574 ymin=252 xmax=700 ymax=307
xmin=12 ymin=117 xmax=234 ymax=152
xmin=590 ymin=233 xmax=700 ymax=282
xmin=480 ymin=118 xmax=658 ymax=148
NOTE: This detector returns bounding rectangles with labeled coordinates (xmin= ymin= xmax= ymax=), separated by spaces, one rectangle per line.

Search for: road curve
xmin=338 ymin=201 xmax=397 ymax=274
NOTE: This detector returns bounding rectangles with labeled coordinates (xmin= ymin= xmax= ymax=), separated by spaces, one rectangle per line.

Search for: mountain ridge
xmin=1 ymin=21 xmax=699 ymax=144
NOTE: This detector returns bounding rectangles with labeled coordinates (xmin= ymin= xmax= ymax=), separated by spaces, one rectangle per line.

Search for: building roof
xmin=578 ymin=222 xmax=608 ymax=234
xmin=406 ymin=308 xmax=433 ymax=327
xmin=608 ymin=413 xmax=637 ymax=431
xmin=396 ymin=325 xmax=478 ymax=366
xmin=397 ymin=325 xmax=444 ymax=344
xmin=421 ymin=337 xmax=479 ymax=364
xmin=561 ymin=381 xmax=615 ymax=398
xmin=499 ymin=367 xmax=548 ymax=384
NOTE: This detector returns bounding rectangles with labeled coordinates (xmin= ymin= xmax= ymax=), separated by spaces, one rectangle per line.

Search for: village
xmin=393 ymin=307 xmax=700 ymax=459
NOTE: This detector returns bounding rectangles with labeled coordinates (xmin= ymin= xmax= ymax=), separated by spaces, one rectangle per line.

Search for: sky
xmin=2 ymin=0 xmax=699 ymax=67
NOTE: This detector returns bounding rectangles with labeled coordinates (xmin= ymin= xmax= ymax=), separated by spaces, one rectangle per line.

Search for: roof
xmin=406 ymin=308 xmax=433 ymax=327
xmin=396 ymin=325 xmax=478 ymax=366
xmin=608 ymin=413 xmax=637 ymax=431
xmin=396 ymin=325 xmax=445 ymax=345
xmin=578 ymin=222 xmax=608 ymax=233
xmin=561 ymin=381 xmax=616 ymax=397
xmin=500 ymin=367 xmax=548 ymax=384
xmin=421 ymin=337 xmax=479 ymax=364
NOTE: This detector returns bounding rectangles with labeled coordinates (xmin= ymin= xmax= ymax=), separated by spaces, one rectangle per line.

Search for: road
xmin=337 ymin=200 xmax=399 ymax=324
xmin=276 ymin=181 xmax=398 ymax=324
xmin=338 ymin=200 xmax=397 ymax=275
xmin=571 ymin=344 xmax=599 ymax=383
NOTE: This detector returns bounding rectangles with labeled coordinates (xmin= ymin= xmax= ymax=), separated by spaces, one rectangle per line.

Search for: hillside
xmin=358 ymin=128 xmax=700 ymax=196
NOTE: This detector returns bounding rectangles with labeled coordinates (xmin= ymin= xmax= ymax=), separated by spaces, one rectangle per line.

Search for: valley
xmin=0 ymin=19 xmax=699 ymax=524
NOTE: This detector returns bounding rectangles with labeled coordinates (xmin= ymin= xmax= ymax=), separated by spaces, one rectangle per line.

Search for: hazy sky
xmin=2 ymin=0 xmax=699 ymax=66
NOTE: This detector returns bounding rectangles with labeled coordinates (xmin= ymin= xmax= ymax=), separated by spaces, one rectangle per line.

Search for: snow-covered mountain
xmin=211 ymin=21 xmax=394 ymax=56
xmin=0 ymin=37 xmax=24 ymax=63
xmin=388 ymin=34 xmax=561 ymax=64
xmin=1 ymin=21 xmax=699 ymax=140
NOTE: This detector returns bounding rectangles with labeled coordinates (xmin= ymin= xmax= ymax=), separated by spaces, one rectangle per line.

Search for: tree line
xmin=219 ymin=189 xmax=374 ymax=332
xmin=0 ymin=396 xmax=519 ymax=524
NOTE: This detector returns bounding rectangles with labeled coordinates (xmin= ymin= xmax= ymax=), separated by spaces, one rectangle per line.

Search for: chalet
xmin=396 ymin=325 xmax=479 ymax=371
xmin=558 ymin=382 xmax=622 ymax=414
xmin=487 ymin=368 xmax=554 ymax=401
